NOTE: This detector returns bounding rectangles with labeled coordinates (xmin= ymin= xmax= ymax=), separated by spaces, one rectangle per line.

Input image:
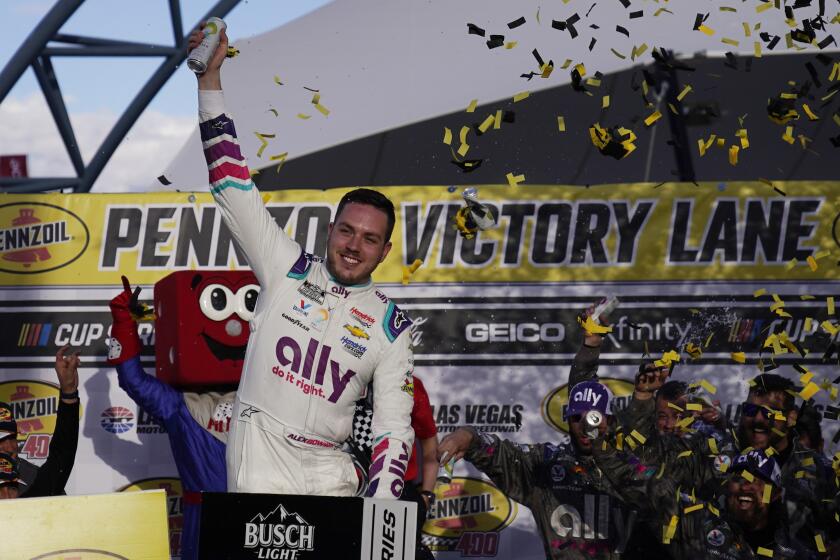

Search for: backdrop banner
xmin=1 ymin=183 xmax=838 ymax=559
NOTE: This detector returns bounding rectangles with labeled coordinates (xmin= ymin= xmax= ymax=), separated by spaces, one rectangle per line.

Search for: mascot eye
xmin=199 ymin=284 xmax=235 ymax=321
xmin=236 ymin=284 xmax=261 ymax=321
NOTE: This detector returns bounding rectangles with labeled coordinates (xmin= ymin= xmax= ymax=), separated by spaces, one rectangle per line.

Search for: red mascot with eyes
xmin=154 ymin=270 xmax=259 ymax=387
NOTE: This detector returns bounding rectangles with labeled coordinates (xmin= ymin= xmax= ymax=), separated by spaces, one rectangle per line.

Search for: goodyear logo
xmin=423 ymin=477 xmax=516 ymax=552
xmin=0 ymin=380 xmax=61 ymax=443
xmin=0 ymin=202 xmax=89 ymax=275
xmin=120 ymin=477 xmax=183 ymax=559
xmin=541 ymin=377 xmax=634 ymax=433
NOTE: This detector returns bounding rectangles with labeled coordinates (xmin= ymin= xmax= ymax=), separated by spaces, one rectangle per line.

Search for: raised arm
xmin=189 ymin=25 xmax=301 ymax=285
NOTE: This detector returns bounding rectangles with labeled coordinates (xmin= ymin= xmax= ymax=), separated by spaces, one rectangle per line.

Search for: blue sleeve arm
xmin=116 ymin=356 xmax=183 ymax=421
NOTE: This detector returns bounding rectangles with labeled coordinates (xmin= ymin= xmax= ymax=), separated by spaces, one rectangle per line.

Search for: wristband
xmin=60 ymin=390 xmax=79 ymax=400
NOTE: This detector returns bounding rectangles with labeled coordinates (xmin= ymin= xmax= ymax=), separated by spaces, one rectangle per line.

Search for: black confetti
xmin=724 ymin=52 xmax=738 ymax=70
xmin=589 ymin=37 xmax=597 ymax=51
xmin=157 ymin=175 xmax=171 ymax=186
xmin=590 ymin=24 xmax=600 ymax=29
xmin=818 ymin=34 xmax=836 ymax=49
xmin=586 ymin=3 xmax=598 ymax=17
xmin=467 ymin=23 xmax=486 ymax=36
xmin=502 ymin=110 xmax=516 ymax=123
xmin=805 ymin=61 xmax=822 ymax=89
xmin=618 ymin=0 xmax=631 ymax=7
xmin=520 ymin=72 xmax=539 ymax=81
xmin=793 ymin=0 xmax=813 ymax=7
xmin=629 ymin=10 xmax=643 ymax=18
xmin=616 ymin=25 xmax=630 ymax=37
xmin=692 ymin=12 xmax=709 ymax=31
xmin=774 ymin=187 xmax=787 ymax=196
xmin=486 ymin=34 xmax=505 ymax=49
xmin=830 ymin=134 xmax=840 ymax=147
xmin=532 ymin=48 xmax=545 ymax=68
xmin=551 ymin=19 xmax=567 ymax=30
xmin=507 ymin=16 xmax=526 ymax=29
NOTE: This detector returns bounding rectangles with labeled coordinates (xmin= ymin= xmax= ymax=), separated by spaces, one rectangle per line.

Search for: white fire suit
xmin=198 ymin=89 xmax=414 ymax=498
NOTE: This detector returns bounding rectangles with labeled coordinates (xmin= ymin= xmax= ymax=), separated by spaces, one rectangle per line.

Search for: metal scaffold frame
xmin=0 ymin=0 xmax=241 ymax=193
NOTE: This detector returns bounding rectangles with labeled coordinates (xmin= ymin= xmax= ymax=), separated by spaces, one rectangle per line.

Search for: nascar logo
xmin=100 ymin=406 xmax=135 ymax=434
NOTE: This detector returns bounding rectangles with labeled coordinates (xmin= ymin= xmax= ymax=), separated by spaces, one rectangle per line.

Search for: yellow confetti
xmin=254 ymin=131 xmax=275 ymax=158
xmin=466 ymin=99 xmax=478 ymax=113
xmin=800 ymin=382 xmax=821 ymax=400
xmin=762 ymin=484 xmax=772 ymax=504
xmin=829 ymin=297 xmax=836 ymax=315
xmin=667 ymin=402 xmax=685 ymax=411
xmin=741 ymin=470 xmax=754 ymax=482
xmin=506 ymin=172 xmax=525 ymax=187
xmin=504 ymin=41 xmax=518 ymax=49
xmin=785 ymin=258 xmax=798 ymax=271
xmin=806 ymin=255 xmax=818 ymax=271
xmin=654 ymin=7 xmax=674 ymax=16
xmin=736 ymin=128 xmax=750 ymax=149
xmin=684 ymin=504 xmax=704 ymax=514
xmin=708 ymin=438 xmax=719 ymax=455
xmin=743 ymin=22 xmax=752 ymax=37
xmin=677 ymin=85 xmax=692 ymax=101
xmin=782 ymin=125 xmax=795 ymax=144
xmin=401 ymin=259 xmax=424 ymax=285
xmin=802 ymin=457 xmax=815 ymax=467
xmin=270 ymin=152 xmax=288 ymax=173
xmin=273 ymin=75 xmax=284 ymax=85
xmin=557 ymin=116 xmax=566 ymax=132
xmin=754 ymin=41 xmax=762 ymax=57
xmin=630 ymin=430 xmax=647 ymax=444
xmin=822 ymin=320 xmax=840 ymax=336
xmin=697 ymin=24 xmax=715 ymax=36
xmin=631 ymin=43 xmax=648 ymax=61
xmin=756 ymin=547 xmax=773 ymax=557
xmin=731 ymin=352 xmax=746 ymax=363
xmin=644 ymin=111 xmax=662 ymax=126
xmin=729 ymin=145 xmax=739 ymax=166
xmin=249 ymin=169 xmax=260 ymax=177
xmin=296 ymin=113 xmax=311 ymax=120
xmin=494 ymin=110 xmax=502 ymax=130
xmin=602 ymin=95 xmax=610 ymax=109
xmin=802 ymin=104 xmax=819 ymax=121
xmin=756 ymin=1 xmax=773 ymax=12
xmin=575 ymin=63 xmax=587 ymax=77
xmin=560 ymin=59 xmax=573 ymax=69
xmin=457 ymin=143 xmax=470 ymax=158
xmin=815 ymin=534 xmax=827 ymax=553
xmin=830 ymin=63 xmax=840 ymax=82
xmin=313 ymin=103 xmax=330 ymax=117
xmin=443 ymin=127 xmax=452 ymax=145
xmin=754 ymin=288 xmax=767 ymax=297
xmin=709 ymin=504 xmax=720 ymax=517
xmin=459 ymin=126 xmax=470 ymax=145
xmin=610 ymin=48 xmax=627 ymax=60
xmin=686 ymin=403 xmax=702 ymax=412
xmin=700 ymin=380 xmax=717 ymax=394
xmin=540 ymin=62 xmax=554 ymax=78
xmin=721 ymin=37 xmax=740 ymax=47
xmin=513 ymin=91 xmax=530 ymax=103
xmin=677 ymin=450 xmax=693 ymax=458
xmin=478 ymin=114 xmax=496 ymax=133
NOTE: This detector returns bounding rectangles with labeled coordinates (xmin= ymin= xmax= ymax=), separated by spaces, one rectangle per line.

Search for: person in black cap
xmin=438 ymin=377 xmax=638 ymax=559
xmin=0 ymin=345 xmax=80 ymax=498
xmin=592 ymin=441 xmax=819 ymax=559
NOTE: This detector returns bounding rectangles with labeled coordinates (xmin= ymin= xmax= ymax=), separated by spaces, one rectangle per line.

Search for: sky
xmin=0 ymin=0 xmax=332 ymax=191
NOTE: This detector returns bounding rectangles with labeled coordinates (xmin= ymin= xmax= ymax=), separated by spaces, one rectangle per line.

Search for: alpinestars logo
xmin=244 ymin=503 xmax=315 ymax=559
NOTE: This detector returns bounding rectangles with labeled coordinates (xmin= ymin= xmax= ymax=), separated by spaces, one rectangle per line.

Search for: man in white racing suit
xmin=189 ymin=26 xmax=414 ymax=499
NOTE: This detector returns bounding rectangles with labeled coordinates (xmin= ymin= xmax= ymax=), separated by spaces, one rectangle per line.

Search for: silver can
xmin=188 ymin=17 xmax=227 ymax=74
xmin=590 ymin=295 xmax=619 ymax=326
xmin=583 ymin=410 xmax=603 ymax=439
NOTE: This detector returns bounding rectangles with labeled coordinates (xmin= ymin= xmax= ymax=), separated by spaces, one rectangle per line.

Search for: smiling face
xmin=726 ymin=474 xmax=776 ymax=529
xmin=738 ymin=391 xmax=795 ymax=452
xmin=326 ymin=202 xmax=392 ymax=285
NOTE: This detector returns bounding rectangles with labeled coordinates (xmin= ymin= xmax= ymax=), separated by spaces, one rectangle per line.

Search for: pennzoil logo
xmin=541 ymin=377 xmax=634 ymax=433
xmin=30 ymin=551 xmax=129 ymax=559
xmin=120 ymin=477 xmax=184 ymax=559
xmin=423 ymin=477 xmax=516 ymax=554
xmin=0 ymin=381 xmax=60 ymax=446
xmin=0 ymin=202 xmax=89 ymax=274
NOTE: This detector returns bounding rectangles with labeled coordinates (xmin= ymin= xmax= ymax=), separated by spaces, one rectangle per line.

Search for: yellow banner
xmin=0 ymin=489 xmax=169 ymax=559
xmin=1 ymin=182 xmax=837 ymax=286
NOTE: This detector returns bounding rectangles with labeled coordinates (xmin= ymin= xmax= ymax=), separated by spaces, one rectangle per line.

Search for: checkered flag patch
xmin=351 ymin=399 xmax=374 ymax=455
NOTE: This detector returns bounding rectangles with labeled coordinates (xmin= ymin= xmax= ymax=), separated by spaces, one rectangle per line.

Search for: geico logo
xmin=465 ymin=322 xmax=564 ymax=342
